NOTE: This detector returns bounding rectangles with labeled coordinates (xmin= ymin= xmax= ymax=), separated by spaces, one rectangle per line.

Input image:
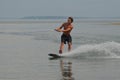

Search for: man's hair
xmin=68 ymin=17 xmax=74 ymax=23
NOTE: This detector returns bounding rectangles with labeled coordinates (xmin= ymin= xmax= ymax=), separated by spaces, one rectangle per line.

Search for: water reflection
xmin=60 ymin=60 xmax=74 ymax=80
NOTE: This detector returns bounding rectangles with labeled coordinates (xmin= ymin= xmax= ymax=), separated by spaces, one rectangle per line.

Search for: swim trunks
xmin=61 ymin=34 xmax=72 ymax=44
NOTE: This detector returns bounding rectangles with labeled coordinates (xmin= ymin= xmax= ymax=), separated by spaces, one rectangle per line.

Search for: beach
xmin=0 ymin=19 xmax=120 ymax=80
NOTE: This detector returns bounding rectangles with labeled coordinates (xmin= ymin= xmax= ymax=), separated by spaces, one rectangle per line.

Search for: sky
xmin=0 ymin=0 xmax=120 ymax=18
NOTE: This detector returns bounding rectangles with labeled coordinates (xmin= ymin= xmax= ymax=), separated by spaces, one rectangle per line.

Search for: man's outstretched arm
xmin=55 ymin=24 xmax=64 ymax=32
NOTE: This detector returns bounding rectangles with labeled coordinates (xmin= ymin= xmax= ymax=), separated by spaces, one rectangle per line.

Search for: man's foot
xmin=59 ymin=50 xmax=62 ymax=54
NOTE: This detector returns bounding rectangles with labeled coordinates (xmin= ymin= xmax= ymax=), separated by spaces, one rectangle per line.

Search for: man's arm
xmin=62 ymin=26 xmax=73 ymax=32
xmin=62 ymin=28 xmax=71 ymax=32
xmin=55 ymin=24 xmax=64 ymax=32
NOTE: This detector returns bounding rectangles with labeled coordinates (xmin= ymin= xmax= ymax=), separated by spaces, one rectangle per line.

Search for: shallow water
xmin=0 ymin=19 xmax=120 ymax=80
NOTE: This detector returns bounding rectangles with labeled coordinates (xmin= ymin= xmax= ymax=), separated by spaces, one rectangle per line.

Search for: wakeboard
xmin=48 ymin=53 xmax=62 ymax=59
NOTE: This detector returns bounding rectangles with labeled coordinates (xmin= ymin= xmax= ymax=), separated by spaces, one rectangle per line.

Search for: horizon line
xmin=0 ymin=16 xmax=120 ymax=19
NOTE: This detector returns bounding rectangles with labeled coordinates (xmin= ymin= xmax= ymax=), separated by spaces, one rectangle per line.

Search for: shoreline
xmin=111 ymin=22 xmax=120 ymax=25
xmin=0 ymin=19 xmax=120 ymax=25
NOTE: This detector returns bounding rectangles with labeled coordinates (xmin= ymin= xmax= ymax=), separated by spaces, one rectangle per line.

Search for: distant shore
xmin=0 ymin=19 xmax=120 ymax=25
xmin=111 ymin=22 xmax=120 ymax=25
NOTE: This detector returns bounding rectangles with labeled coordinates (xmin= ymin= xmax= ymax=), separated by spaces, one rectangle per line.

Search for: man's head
xmin=68 ymin=17 xmax=73 ymax=23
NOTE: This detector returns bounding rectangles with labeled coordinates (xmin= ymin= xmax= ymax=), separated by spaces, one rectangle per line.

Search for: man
xmin=55 ymin=17 xmax=73 ymax=54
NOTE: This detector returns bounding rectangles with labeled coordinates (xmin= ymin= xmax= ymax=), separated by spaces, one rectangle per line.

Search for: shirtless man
xmin=55 ymin=17 xmax=74 ymax=54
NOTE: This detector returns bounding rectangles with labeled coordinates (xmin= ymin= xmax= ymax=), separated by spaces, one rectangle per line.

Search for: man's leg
xmin=68 ymin=42 xmax=72 ymax=52
xmin=59 ymin=42 xmax=64 ymax=54
xmin=67 ymin=35 xmax=72 ymax=52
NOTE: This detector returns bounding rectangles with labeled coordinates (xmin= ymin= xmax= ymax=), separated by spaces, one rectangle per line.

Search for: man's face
xmin=67 ymin=18 xmax=72 ymax=23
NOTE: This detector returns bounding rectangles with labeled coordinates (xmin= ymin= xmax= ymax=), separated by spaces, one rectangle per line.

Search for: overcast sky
xmin=0 ymin=0 xmax=120 ymax=18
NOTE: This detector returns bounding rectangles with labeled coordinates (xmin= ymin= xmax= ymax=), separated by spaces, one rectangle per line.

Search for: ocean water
xmin=0 ymin=19 xmax=120 ymax=80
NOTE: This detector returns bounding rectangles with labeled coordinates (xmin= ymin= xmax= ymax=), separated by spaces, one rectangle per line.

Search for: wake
xmin=61 ymin=41 xmax=120 ymax=59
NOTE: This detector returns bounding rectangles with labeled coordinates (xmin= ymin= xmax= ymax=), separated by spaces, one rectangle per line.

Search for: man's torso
xmin=63 ymin=23 xmax=73 ymax=35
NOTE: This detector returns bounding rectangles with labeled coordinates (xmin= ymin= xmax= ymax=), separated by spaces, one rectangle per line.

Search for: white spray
xmin=61 ymin=41 xmax=120 ymax=58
